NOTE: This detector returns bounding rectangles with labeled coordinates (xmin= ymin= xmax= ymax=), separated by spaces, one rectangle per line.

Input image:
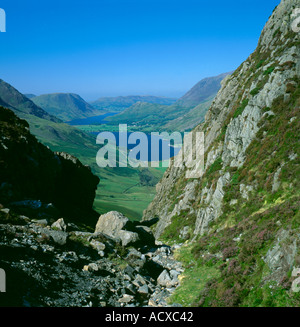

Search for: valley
xmin=0 ymin=0 xmax=299 ymax=309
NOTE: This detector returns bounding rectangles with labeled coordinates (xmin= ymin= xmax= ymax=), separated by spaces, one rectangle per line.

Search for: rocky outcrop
xmin=95 ymin=211 xmax=130 ymax=234
xmin=263 ymin=229 xmax=300 ymax=283
xmin=0 ymin=106 xmax=99 ymax=223
xmin=95 ymin=211 xmax=158 ymax=248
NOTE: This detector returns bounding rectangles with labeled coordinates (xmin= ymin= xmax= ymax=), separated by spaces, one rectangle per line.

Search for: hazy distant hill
xmin=90 ymin=95 xmax=177 ymax=113
xmin=24 ymin=93 xmax=36 ymax=99
xmin=175 ymin=72 xmax=231 ymax=108
xmin=107 ymin=73 xmax=230 ymax=131
xmin=31 ymin=93 xmax=101 ymax=121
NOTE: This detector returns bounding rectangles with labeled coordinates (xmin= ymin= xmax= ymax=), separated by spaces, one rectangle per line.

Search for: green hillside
xmin=31 ymin=93 xmax=102 ymax=121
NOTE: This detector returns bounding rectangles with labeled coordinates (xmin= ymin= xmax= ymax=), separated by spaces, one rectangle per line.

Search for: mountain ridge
xmin=0 ymin=79 xmax=61 ymax=123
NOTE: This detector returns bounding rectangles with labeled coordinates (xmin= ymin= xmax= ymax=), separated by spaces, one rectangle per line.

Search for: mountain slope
xmin=175 ymin=72 xmax=231 ymax=108
xmin=0 ymin=79 xmax=60 ymax=123
xmin=163 ymin=95 xmax=216 ymax=131
xmin=31 ymin=93 xmax=100 ymax=121
xmin=24 ymin=93 xmax=36 ymax=99
xmin=143 ymin=0 xmax=300 ymax=307
xmin=105 ymin=101 xmax=175 ymax=129
xmin=90 ymin=95 xmax=177 ymax=113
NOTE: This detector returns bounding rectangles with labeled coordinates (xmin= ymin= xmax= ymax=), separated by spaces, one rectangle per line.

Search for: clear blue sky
xmin=0 ymin=0 xmax=280 ymax=101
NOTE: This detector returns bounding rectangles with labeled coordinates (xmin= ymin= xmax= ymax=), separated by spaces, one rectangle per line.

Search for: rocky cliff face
xmin=143 ymin=0 xmax=300 ymax=306
xmin=0 ymin=106 xmax=99 ymax=223
xmin=143 ymin=0 xmax=299 ymax=237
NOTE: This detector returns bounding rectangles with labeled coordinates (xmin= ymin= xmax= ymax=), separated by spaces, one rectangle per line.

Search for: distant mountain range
xmin=106 ymin=72 xmax=231 ymax=131
xmin=26 ymin=93 xmax=178 ymax=123
xmin=90 ymin=95 xmax=177 ymax=112
xmin=22 ymin=73 xmax=230 ymax=130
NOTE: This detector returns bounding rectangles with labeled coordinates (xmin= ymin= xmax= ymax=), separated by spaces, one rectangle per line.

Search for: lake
xmin=93 ymin=131 xmax=181 ymax=162
xmin=66 ymin=112 xmax=118 ymax=125
xmin=66 ymin=114 xmax=182 ymax=162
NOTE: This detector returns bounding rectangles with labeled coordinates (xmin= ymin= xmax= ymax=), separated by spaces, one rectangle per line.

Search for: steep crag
xmin=142 ymin=0 xmax=300 ymax=307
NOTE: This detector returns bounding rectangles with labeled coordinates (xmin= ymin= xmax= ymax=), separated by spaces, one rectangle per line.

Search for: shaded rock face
xmin=0 ymin=106 xmax=99 ymax=222
xmin=53 ymin=151 xmax=100 ymax=220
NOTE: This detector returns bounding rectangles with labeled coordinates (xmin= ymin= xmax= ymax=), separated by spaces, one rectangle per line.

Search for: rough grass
xmin=168 ymin=244 xmax=221 ymax=306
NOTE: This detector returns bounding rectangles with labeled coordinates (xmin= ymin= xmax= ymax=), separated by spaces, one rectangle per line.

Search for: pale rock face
xmin=263 ymin=229 xmax=299 ymax=282
xmin=222 ymin=104 xmax=261 ymax=168
xmin=194 ymin=172 xmax=231 ymax=236
xmin=118 ymin=230 xmax=139 ymax=247
xmin=272 ymin=165 xmax=284 ymax=193
xmin=172 ymin=181 xmax=198 ymax=217
xmin=205 ymin=144 xmax=223 ymax=170
xmin=239 ymin=184 xmax=254 ymax=200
